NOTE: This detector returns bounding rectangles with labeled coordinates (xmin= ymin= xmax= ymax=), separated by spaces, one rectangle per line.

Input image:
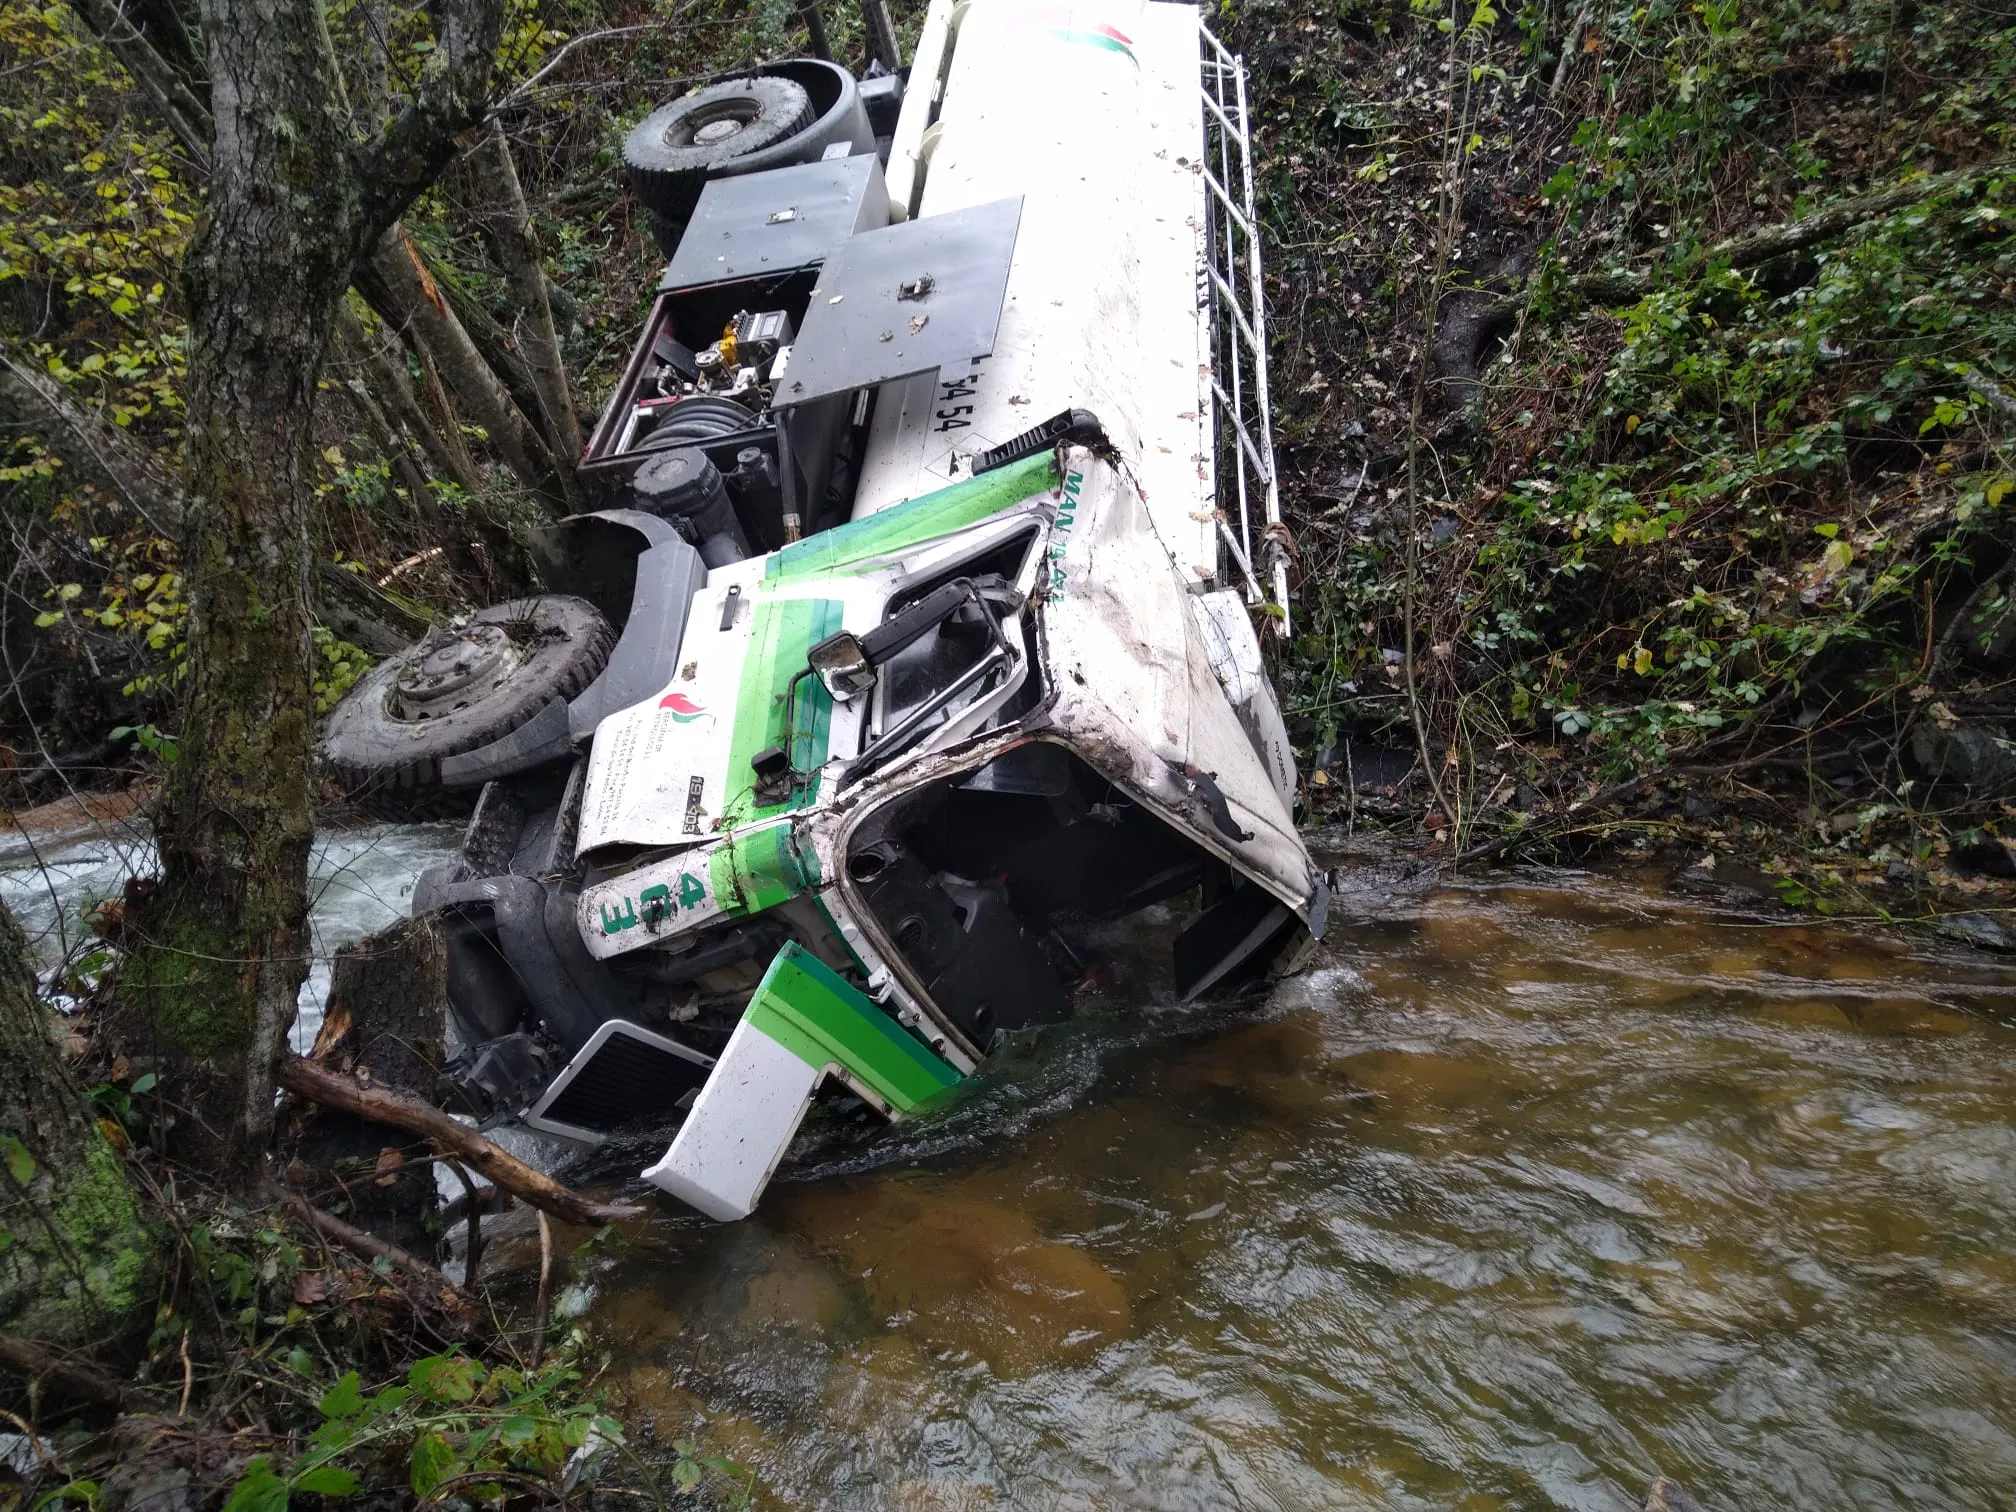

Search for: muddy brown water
xmin=575 ymin=868 xmax=2016 ymax=1509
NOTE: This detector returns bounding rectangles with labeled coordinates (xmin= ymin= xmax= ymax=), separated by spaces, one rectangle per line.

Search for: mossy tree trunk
xmin=114 ymin=0 xmax=507 ymax=1180
xmin=0 ymin=901 xmax=160 ymax=1349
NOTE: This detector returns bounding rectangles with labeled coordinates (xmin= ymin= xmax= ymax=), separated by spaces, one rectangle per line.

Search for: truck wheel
xmin=643 ymin=205 xmax=686 ymax=257
xmin=624 ymin=77 xmax=815 ymax=228
xmin=320 ymin=596 xmax=612 ymax=815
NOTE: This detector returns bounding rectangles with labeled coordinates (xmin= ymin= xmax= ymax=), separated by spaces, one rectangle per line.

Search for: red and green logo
xmin=659 ymin=692 xmax=708 ymax=723
xmin=1025 ymin=7 xmax=1137 ymax=66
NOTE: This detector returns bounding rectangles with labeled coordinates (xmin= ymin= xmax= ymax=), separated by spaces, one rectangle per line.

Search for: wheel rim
xmin=388 ymin=623 xmax=525 ymax=721
xmin=671 ymin=99 xmax=760 ymax=149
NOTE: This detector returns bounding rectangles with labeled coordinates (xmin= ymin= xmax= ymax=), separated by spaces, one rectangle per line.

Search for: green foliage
xmin=312 ymin=627 xmax=371 ymax=715
xmin=217 ymin=1349 xmax=751 ymax=1509
xmin=0 ymin=0 xmax=193 ymax=443
xmin=1252 ymin=0 xmax=2016 ymax=826
xmin=1 ymin=1132 xmax=37 ymax=1187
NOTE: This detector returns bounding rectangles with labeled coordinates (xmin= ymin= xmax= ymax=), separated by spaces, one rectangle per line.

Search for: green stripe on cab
xmin=745 ymin=943 xmax=960 ymax=1115
xmin=766 ymin=454 xmax=1057 ymax=582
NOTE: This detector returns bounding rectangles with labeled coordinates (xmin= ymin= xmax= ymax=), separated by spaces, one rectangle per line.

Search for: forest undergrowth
xmin=0 ymin=1 xmax=911 ymax=1503
xmin=2 ymin=0 xmax=2014 ymax=1499
xmin=1233 ymin=0 xmax=2016 ymax=931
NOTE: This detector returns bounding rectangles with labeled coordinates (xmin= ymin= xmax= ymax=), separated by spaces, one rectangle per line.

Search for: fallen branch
xmin=276 ymin=1057 xmax=644 ymax=1226
xmin=268 ymin=1183 xmax=452 ymax=1290
xmin=1548 ymin=8 xmax=1590 ymax=106
xmin=0 ymin=1331 xmax=129 ymax=1409
xmin=1961 ymin=367 xmax=2016 ymax=423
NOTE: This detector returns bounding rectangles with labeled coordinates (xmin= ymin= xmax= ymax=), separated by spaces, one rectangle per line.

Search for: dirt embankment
xmin=1231 ymin=0 xmax=2016 ymax=935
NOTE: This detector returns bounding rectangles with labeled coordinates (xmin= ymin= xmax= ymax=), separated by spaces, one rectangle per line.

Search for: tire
xmin=624 ymin=77 xmax=815 ymax=223
xmin=643 ymin=204 xmax=687 ymax=258
xmin=320 ymin=596 xmax=612 ymax=815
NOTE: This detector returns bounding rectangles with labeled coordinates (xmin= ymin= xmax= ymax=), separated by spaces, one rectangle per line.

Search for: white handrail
xmin=1198 ymin=19 xmax=1288 ymax=637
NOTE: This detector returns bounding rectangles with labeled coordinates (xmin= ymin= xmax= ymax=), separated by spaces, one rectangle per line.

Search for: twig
xmin=495 ymin=24 xmax=659 ymax=107
xmin=276 ymin=1057 xmax=644 ymax=1225
xmin=531 ymin=1212 xmax=554 ymax=1369
xmin=178 ymin=1330 xmax=193 ymax=1417
xmin=268 ymin=1184 xmax=452 ymax=1290
xmin=0 ymin=1332 xmax=128 ymax=1409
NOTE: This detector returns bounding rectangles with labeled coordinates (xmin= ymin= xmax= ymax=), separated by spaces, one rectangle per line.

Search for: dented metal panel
xmin=1038 ymin=453 xmax=1313 ymax=916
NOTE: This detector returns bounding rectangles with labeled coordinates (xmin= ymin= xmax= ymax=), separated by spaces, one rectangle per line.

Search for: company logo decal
xmin=659 ymin=692 xmax=708 ymax=723
xmin=1049 ymin=19 xmax=1135 ymax=65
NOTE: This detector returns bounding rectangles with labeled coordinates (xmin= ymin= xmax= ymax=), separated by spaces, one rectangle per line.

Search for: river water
xmin=572 ymin=865 xmax=2016 ymax=1511
xmin=9 ymin=818 xmax=2016 ymax=1507
xmin=0 ymin=816 xmax=463 ymax=1049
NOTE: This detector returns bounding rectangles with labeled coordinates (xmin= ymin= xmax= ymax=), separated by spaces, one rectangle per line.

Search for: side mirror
xmin=808 ymin=631 xmax=877 ymax=701
xmin=807 ymin=576 xmax=1025 ymax=704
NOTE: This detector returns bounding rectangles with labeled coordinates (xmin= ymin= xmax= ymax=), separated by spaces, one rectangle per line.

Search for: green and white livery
xmin=323 ymin=0 xmax=1312 ymax=1222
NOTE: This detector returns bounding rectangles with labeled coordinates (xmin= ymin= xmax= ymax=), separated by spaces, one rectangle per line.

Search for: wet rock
xmin=1933 ymin=912 xmax=2016 ymax=953
xmin=1951 ymin=831 xmax=2016 ymax=878
xmin=1852 ymin=997 xmax=1977 ymax=1036
xmin=1910 ymin=722 xmax=2016 ymax=795
xmin=1754 ymin=997 xmax=1854 ymax=1031
xmin=103 ymin=1464 xmax=193 ymax=1512
xmin=1669 ymin=854 xmax=1770 ymax=904
xmin=743 ymin=1247 xmax=850 ymax=1332
xmin=1338 ymin=1048 xmax=1518 ymax=1113
xmin=1644 ymin=1477 xmax=1703 ymax=1512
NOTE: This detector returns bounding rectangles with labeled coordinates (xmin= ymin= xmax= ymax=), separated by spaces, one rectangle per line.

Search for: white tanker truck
xmin=319 ymin=0 xmax=1321 ymax=1221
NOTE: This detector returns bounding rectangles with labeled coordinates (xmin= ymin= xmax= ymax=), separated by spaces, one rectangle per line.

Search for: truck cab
xmin=319 ymin=0 xmax=1318 ymax=1220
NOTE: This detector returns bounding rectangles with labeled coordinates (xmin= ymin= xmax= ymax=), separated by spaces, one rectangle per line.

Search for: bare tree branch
xmin=68 ymin=0 xmax=213 ymax=172
xmin=494 ymin=22 xmax=656 ymax=107
xmin=356 ymin=0 xmax=509 ymax=252
xmin=464 ymin=119 xmax=581 ymax=484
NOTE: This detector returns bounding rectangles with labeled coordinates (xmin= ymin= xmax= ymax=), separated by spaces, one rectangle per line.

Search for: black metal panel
xmin=774 ymin=197 xmax=1024 ymax=409
xmin=534 ymin=1022 xmax=714 ymax=1135
xmin=660 ymin=155 xmax=891 ymax=292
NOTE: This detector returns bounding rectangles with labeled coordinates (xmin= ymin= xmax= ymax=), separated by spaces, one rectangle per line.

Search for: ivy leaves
xmin=221 ymin=1354 xmax=634 ymax=1511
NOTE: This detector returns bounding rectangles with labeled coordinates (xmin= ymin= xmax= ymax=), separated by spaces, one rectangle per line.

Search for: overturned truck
xmin=319 ymin=0 xmax=1323 ymax=1220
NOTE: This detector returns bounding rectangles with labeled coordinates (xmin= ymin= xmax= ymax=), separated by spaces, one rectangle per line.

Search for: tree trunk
xmin=363 ymin=233 xmax=562 ymax=503
xmin=112 ymin=0 xmax=505 ymax=1181
xmin=0 ymin=900 xmax=160 ymax=1349
xmin=335 ymin=359 xmax=435 ymax=514
xmin=283 ymin=916 xmax=451 ymax=1257
xmin=465 ymin=120 xmax=582 ymax=479
xmin=114 ymin=0 xmax=362 ymax=1177
xmin=68 ymin=0 xmax=213 ymax=170
xmin=338 ymin=302 xmax=483 ymax=494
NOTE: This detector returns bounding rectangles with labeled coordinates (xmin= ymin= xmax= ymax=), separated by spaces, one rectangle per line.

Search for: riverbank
xmin=1230 ymin=0 xmax=2016 ymax=919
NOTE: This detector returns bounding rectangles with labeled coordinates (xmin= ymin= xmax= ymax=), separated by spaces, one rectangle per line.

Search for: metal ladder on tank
xmin=1199 ymin=22 xmax=1289 ymax=638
